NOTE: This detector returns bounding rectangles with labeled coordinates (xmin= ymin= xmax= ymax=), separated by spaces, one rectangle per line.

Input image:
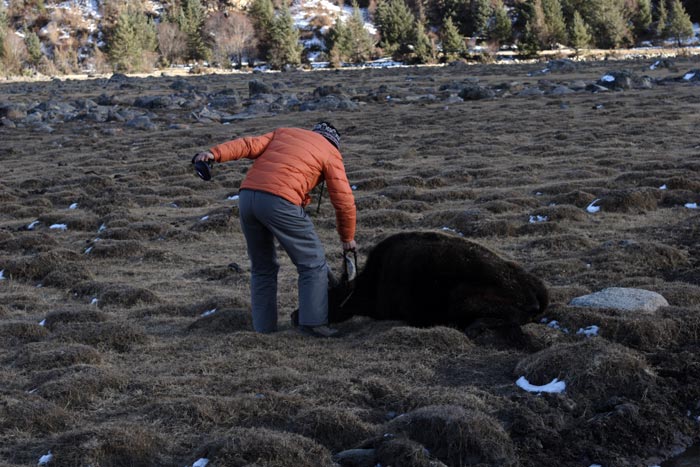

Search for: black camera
xmin=191 ymin=155 xmax=212 ymax=181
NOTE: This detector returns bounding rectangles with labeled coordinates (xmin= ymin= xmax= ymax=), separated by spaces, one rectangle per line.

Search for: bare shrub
xmin=2 ymin=31 xmax=28 ymax=75
xmin=157 ymin=21 xmax=187 ymax=66
xmin=53 ymin=44 xmax=79 ymax=74
xmin=205 ymin=11 xmax=256 ymax=68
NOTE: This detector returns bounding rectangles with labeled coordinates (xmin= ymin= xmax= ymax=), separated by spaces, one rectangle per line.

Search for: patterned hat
xmin=312 ymin=121 xmax=341 ymax=149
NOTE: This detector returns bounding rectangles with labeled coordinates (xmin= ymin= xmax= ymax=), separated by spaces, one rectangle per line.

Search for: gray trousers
xmin=238 ymin=189 xmax=329 ymax=333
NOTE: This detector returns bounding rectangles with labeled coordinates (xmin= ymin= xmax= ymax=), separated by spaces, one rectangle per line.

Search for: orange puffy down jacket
xmin=210 ymin=127 xmax=356 ymax=243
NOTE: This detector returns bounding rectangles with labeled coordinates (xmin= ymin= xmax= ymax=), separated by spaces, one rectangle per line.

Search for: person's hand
xmin=342 ymin=240 xmax=356 ymax=252
xmin=193 ymin=151 xmax=214 ymax=163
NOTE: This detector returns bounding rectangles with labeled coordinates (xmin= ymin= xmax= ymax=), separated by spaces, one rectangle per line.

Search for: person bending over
xmin=193 ymin=122 xmax=356 ymax=337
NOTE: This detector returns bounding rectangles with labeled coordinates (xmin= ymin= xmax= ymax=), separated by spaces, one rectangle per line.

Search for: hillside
xmin=1 ymin=0 xmax=699 ymax=76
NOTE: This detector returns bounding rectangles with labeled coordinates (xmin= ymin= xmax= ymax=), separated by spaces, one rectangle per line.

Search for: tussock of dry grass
xmin=2 ymin=250 xmax=82 ymax=282
xmin=16 ymin=343 xmax=102 ymax=370
xmin=514 ymin=338 xmax=655 ymax=401
xmin=386 ymin=405 xmax=517 ymax=467
xmin=0 ymin=394 xmax=72 ymax=434
xmin=89 ymin=239 xmax=146 ymax=258
xmin=71 ymin=281 xmax=160 ymax=307
xmin=289 ymin=406 xmax=377 ymax=452
xmin=36 ymin=425 xmax=164 ymax=467
xmin=202 ymin=427 xmax=332 ymax=467
xmin=51 ymin=321 xmax=148 ymax=352
xmin=0 ymin=321 xmax=49 ymax=345
xmin=31 ymin=364 xmax=126 ymax=407
xmin=0 ymin=233 xmax=58 ymax=253
xmin=597 ymin=188 xmax=659 ymax=213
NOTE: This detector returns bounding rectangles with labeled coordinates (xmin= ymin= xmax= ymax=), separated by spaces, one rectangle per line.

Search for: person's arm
xmin=193 ymin=132 xmax=275 ymax=164
xmin=324 ymin=153 xmax=357 ymax=250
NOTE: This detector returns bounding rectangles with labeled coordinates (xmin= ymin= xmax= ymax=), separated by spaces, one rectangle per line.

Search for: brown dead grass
xmin=1 ymin=58 xmax=700 ymax=467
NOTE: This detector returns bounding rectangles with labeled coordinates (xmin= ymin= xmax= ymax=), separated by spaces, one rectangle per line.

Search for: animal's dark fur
xmin=329 ymin=231 xmax=549 ymax=336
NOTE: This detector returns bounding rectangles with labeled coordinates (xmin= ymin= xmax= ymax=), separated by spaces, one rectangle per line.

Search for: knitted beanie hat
xmin=312 ymin=121 xmax=341 ymax=149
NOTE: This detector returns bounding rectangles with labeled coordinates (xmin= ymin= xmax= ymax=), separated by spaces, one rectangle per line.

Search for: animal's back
xmin=352 ymin=231 xmax=548 ymax=328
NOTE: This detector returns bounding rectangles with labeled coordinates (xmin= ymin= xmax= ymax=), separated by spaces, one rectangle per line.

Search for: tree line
xmin=0 ymin=0 xmax=696 ymax=76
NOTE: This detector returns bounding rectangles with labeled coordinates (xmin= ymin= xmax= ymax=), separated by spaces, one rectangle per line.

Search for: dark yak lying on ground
xmin=324 ymin=231 xmax=549 ymax=338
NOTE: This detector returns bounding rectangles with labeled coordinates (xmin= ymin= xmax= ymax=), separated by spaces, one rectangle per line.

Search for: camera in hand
xmin=192 ymin=155 xmax=212 ymax=181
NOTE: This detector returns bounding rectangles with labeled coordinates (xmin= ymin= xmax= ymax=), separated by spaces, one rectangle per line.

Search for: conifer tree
xmin=328 ymin=17 xmax=350 ymax=66
xmin=633 ymin=0 xmax=653 ymax=38
xmin=413 ymin=19 xmax=434 ymax=63
xmin=441 ymin=16 xmax=465 ymax=58
xmin=522 ymin=0 xmax=546 ymax=50
xmin=248 ymin=0 xmax=275 ymax=62
xmin=665 ymin=0 xmax=694 ymax=46
xmin=177 ymin=0 xmax=209 ymax=62
xmin=375 ymin=0 xmax=416 ymax=59
xmin=25 ymin=31 xmax=42 ymax=67
xmin=489 ymin=0 xmax=512 ymax=45
xmin=655 ymin=0 xmax=668 ymax=40
xmin=592 ymin=0 xmax=631 ymax=48
xmin=470 ymin=0 xmax=492 ymax=38
xmin=346 ymin=1 xmax=375 ymax=63
xmin=267 ymin=2 xmax=302 ymax=69
xmin=541 ymin=0 xmax=567 ymax=46
xmin=329 ymin=2 xmax=375 ymax=65
xmin=108 ymin=6 xmax=158 ymax=72
xmin=569 ymin=9 xmax=592 ymax=53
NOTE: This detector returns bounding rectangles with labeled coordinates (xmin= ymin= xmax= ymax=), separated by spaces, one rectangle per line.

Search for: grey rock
xmin=108 ymin=73 xmax=130 ymax=84
xmin=0 ymin=103 xmax=28 ymax=120
xmin=682 ymin=69 xmax=700 ymax=82
xmin=1 ymin=117 xmax=16 ymax=128
xmin=170 ymin=78 xmax=194 ymax=91
xmin=518 ymin=87 xmax=545 ymax=97
xmin=134 ymin=95 xmax=173 ymax=109
xmin=586 ymin=83 xmax=610 ymax=93
xmin=458 ymin=83 xmax=496 ymax=100
xmin=569 ymin=287 xmax=669 ymax=312
xmin=33 ymin=123 xmax=55 ymax=133
xmin=248 ymin=79 xmax=274 ymax=97
xmin=24 ymin=111 xmax=44 ymax=124
xmin=126 ymin=116 xmax=157 ymax=131
xmin=548 ymin=58 xmax=579 ymax=73
xmin=549 ymin=85 xmax=575 ymax=95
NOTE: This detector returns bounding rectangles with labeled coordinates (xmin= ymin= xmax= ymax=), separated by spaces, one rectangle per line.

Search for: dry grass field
xmin=1 ymin=56 xmax=700 ymax=467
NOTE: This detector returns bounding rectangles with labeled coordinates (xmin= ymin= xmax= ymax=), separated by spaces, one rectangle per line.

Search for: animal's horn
xmin=344 ymin=251 xmax=357 ymax=282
